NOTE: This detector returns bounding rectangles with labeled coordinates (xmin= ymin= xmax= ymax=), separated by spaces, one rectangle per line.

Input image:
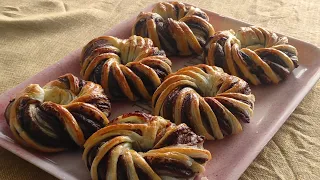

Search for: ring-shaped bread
xmin=5 ymin=74 xmax=111 ymax=152
xmin=204 ymin=26 xmax=299 ymax=85
xmin=83 ymin=111 xmax=211 ymax=180
xmin=132 ymin=1 xmax=215 ymax=56
xmin=80 ymin=35 xmax=172 ymax=101
xmin=152 ymin=64 xmax=255 ymax=140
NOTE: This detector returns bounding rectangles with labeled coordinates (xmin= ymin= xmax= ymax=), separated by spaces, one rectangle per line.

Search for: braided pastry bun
xmin=80 ymin=35 xmax=172 ymax=101
xmin=132 ymin=1 xmax=215 ymax=56
xmin=204 ymin=26 xmax=299 ymax=85
xmin=4 ymin=74 xmax=111 ymax=152
xmin=152 ymin=64 xmax=255 ymax=140
xmin=83 ymin=111 xmax=211 ymax=180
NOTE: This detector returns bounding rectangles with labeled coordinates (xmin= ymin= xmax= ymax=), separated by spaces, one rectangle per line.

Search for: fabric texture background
xmin=0 ymin=0 xmax=319 ymax=179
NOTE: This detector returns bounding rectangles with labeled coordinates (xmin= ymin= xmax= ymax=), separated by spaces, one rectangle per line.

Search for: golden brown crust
xmin=83 ymin=112 xmax=211 ymax=180
xmin=204 ymin=26 xmax=299 ymax=85
xmin=152 ymin=64 xmax=255 ymax=140
xmin=132 ymin=1 xmax=215 ymax=56
xmin=5 ymin=74 xmax=110 ymax=152
xmin=80 ymin=35 xmax=172 ymax=101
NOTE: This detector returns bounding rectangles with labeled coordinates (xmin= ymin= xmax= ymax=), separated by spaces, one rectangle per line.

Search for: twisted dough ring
xmin=133 ymin=1 xmax=215 ymax=56
xmin=5 ymin=74 xmax=111 ymax=152
xmin=204 ymin=26 xmax=299 ymax=85
xmin=80 ymin=35 xmax=172 ymax=101
xmin=152 ymin=64 xmax=255 ymax=140
xmin=83 ymin=112 xmax=211 ymax=180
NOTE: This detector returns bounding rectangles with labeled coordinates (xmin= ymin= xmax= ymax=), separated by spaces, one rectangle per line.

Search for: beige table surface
xmin=0 ymin=0 xmax=319 ymax=179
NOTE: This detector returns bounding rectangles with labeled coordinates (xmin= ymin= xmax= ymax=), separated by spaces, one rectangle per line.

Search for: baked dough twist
xmin=133 ymin=1 xmax=215 ymax=56
xmin=80 ymin=35 xmax=172 ymax=101
xmin=5 ymin=74 xmax=110 ymax=152
xmin=152 ymin=64 xmax=255 ymax=140
xmin=204 ymin=26 xmax=299 ymax=85
xmin=83 ymin=112 xmax=211 ymax=180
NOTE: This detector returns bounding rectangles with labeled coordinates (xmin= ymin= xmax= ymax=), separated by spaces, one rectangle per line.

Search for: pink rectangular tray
xmin=1 ymin=3 xmax=320 ymax=180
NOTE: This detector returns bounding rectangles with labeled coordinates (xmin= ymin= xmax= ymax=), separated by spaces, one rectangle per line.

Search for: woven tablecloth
xmin=0 ymin=0 xmax=319 ymax=179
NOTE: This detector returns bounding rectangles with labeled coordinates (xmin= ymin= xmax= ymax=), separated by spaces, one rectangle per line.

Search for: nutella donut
xmin=152 ymin=64 xmax=255 ymax=140
xmin=83 ymin=111 xmax=211 ymax=180
xmin=80 ymin=35 xmax=172 ymax=101
xmin=132 ymin=1 xmax=215 ymax=56
xmin=5 ymin=74 xmax=111 ymax=152
xmin=204 ymin=27 xmax=299 ymax=85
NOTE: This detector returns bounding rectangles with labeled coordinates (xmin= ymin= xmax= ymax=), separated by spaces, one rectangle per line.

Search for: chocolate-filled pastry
xmin=132 ymin=1 xmax=215 ymax=56
xmin=5 ymin=74 xmax=110 ymax=152
xmin=152 ymin=64 xmax=255 ymax=140
xmin=83 ymin=111 xmax=211 ymax=180
xmin=80 ymin=35 xmax=172 ymax=101
xmin=204 ymin=26 xmax=299 ymax=85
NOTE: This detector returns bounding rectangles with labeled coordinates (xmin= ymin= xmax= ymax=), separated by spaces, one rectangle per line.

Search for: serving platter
xmin=0 ymin=2 xmax=320 ymax=180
